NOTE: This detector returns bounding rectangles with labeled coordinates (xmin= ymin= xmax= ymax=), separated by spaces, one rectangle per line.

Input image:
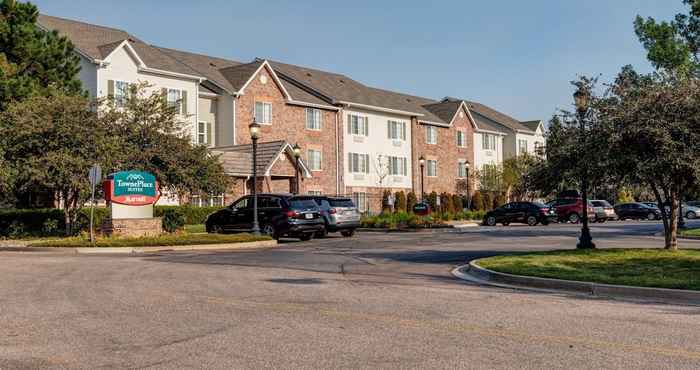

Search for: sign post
xmin=88 ymin=164 xmax=102 ymax=243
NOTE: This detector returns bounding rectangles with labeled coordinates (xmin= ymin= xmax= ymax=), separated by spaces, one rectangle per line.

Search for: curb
xmin=1 ymin=240 xmax=278 ymax=255
xmin=357 ymin=227 xmax=452 ymax=233
xmin=452 ymin=260 xmax=700 ymax=305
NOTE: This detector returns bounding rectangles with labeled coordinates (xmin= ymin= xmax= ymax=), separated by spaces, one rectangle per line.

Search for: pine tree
xmin=0 ymin=0 xmax=83 ymax=109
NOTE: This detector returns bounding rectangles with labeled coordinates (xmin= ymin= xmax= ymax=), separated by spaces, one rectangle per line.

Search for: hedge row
xmin=0 ymin=206 xmax=223 ymax=238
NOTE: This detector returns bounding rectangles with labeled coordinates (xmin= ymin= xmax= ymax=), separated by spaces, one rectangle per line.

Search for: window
xmin=190 ymin=193 xmax=224 ymax=207
xmin=307 ymin=190 xmax=323 ymax=196
xmin=348 ymin=153 xmax=370 ymax=173
xmin=115 ymin=81 xmax=129 ymax=107
xmin=457 ymin=160 xmax=467 ymax=178
xmin=167 ymin=88 xmax=183 ymax=113
xmin=305 ymin=108 xmax=322 ymax=130
xmin=388 ymin=156 xmax=408 ymax=176
xmin=426 ymin=126 xmax=438 ymax=144
xmin=352 ymin=192 xmax=367 ymax=212
xmin=482 ymin=133 xmax=496 ymax=150
xmin=427 ymin=160 xmax=437 ymax=177
xmin=255 ymin=102 xmax=272 ymax=124
xmin=518 ymin=139 xmax=528 ymax=154
xmin=456 ymin=131 xmax=466 ymax=147
xmin=387 ymin=120 xmax=406 ymax=140
xmin=197 ymin=121 xmax=208 ymax=146
xmin=348 ymin=114 xmax=369 ymax=136
xmin=534 ymin=141 xmax=544 ymax=156
xmin=308 ymin=149 xmax=322 ymax=171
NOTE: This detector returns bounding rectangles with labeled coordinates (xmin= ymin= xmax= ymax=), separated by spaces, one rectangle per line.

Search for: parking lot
xmin=2 ymin=220 xmax=700 ymax=369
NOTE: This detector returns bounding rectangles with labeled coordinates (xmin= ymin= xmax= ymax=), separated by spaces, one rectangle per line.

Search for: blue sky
xmin=35 ymin=0 xmax=684 ymax=122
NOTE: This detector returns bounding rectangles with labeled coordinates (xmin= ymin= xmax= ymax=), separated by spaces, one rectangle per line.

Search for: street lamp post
xmin=465 ymin=161 xmax=471 ymax=210
xmin=293 ymin=143 xmax=301 ymax=195
xmin=419 ymin=156 xmax=426 ymax=201
xmin=250 ymin=119 xmax=261 ymax=236
xmin=573 ymin=87 xmax=595 ymax=249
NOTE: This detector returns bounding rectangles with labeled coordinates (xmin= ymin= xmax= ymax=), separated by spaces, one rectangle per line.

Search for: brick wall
xmin=412 ymin=106 xmax=475 ymax=195
xmin=234 ymin=66 xmax=340 ymax=195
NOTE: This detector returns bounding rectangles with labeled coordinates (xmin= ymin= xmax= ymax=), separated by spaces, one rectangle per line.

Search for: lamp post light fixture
xmin=249 ymin=118 xmax=261 ymax=236
xmin=573 ymin=86 xmax=595 ymax=249
xmin=465 ymin=161 xmax=471 ymax=210
xmin=293 ymin=143 xmax=302 ymax=195
xmin=419 ymin=155 xmax=426 ymax=201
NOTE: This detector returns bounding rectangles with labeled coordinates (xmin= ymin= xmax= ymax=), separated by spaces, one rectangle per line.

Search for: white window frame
xmin=348 ymin=152 xmax=370 ymax=174
xmin=305 ymin=108 xmax=322 ymax=130
xmin=352 ymin=192 xmax=368 ymax=212
xmin=308 ymin=149 xmax=323 ymax=171
xmin=388 ymin=156 xmax=408 ymax=176
xmin=518 ymin=139 xmax=528 ymax=154
xmin=457 ymin=131 xmax=466 ymax=147
xmin=427 ymin=159 xmax=438 ymax=177
xmin=197 ymin=121 xmax=208 ymax=146
xmin=388 ymin=120 xmax=407 ymax=141
xmin=255 ymin=101 xmax=272 ymax=124
xmin=457 ymin=160 xmax=467 ymax=178
xmin=348 ymin=114 xmax=369 ymax=136
xmin=482 ymin=133 xmax=496 ymax=150
xmin=426 ymin=126 xmax=437 ymax=145
xmin=167 ymin=88 xmax=183 ymax=114
xmin=115 ymin=80 xmax=129 ymax=107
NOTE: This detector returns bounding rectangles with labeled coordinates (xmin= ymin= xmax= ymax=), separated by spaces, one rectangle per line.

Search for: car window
xmin=502 ymin=203 xmax=513 ymax=210
xmin=232 ymin=197 xmax=250 ymax=209
xmin=319 ymin=200 xmax=331 ymax=209
xmin=591 ymin=201 xmax=604 ymax=207
xmin=328 ymin=199 xmax=355 ymax=208
xmin=559 ymin=199 xmax=576 ymax=206
xmin=259 ymin=197 xmax=282 ymax=209
xmin=532 ymin=202 xmax=547 ymax=208
xmin=289 ymin=198 xmax=318 ymax=210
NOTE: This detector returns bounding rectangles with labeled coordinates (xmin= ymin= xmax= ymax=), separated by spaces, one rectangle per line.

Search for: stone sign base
xmin=102 ymin=218 xmax=163 ymax=238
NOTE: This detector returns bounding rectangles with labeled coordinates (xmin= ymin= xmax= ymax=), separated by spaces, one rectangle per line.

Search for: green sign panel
xmin=113 ymin=171 xmax=156 ymax=197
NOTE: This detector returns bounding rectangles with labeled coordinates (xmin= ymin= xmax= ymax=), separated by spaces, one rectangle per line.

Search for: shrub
xmin=162 ymin=208 xmax=186 ymax=233
xmin=427 ymin=191 xmax=438 ymax=212
xmin=471 ymin=192 xmax=484 ymax=211
xmin=452 ymin=194 xmax=464 ymax=213
xmin=381 ymin=190 xmax=393 ymax=214
xmin=154 ymin=205 xmax=223 ymax=225
xmin=407 ymin=192 xmax=417 ymax=212
xmin=395 ymin=191 xmax=407 ymax=213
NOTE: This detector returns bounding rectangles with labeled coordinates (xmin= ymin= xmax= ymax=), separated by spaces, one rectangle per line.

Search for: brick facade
xmin=412 ymin=105 xmax=475 ymax=196
xmin=233 ymin=66 xmax=340 ymax=196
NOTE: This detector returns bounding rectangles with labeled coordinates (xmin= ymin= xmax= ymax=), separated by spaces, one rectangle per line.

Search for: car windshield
xmin=532 ymin=202 xmax=548 ymax=208
xmin=592 ymin=200 xmax=612 ymax=207
xmin=289 ymin=198 xmax=318 ymax=210
xmin=328 ymin=199 xmax=355 ymax=208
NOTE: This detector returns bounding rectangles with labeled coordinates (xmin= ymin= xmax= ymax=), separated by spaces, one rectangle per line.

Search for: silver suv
xmin=310 ymin=196 xmax=361 ymax=237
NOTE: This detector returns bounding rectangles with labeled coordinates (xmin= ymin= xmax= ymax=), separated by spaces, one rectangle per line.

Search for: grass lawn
xmin=680 ymin=228 xmax=700 ymax=237
xmin=477 ymin=249 xmax=700 ymax=291
xmin=184 ymin=224 xmax=206 ymax=234
xmin=28 ymin=233 xmax=271 ymax=248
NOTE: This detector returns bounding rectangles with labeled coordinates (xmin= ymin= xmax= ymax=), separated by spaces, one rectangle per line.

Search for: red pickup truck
xmin=546 ymin=198 xmax=596 ymax=224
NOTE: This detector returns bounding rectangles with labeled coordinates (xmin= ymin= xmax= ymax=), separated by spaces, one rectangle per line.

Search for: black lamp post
xmin=573 ymin=87 xmax=595 ymax=249
xmin=250 ymin=118 xmax=261 ymax=235
xmin=465 ymin=161 xmax=471 ymax=210
xmin=419 ymin=156 xmax=426 ymax=201
xmin=293 ymin=143 xmax=301 ymax=194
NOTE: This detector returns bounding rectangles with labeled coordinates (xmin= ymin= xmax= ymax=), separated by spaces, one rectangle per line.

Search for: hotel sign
xmin=104 ymin=171 xmax=160 ymax=206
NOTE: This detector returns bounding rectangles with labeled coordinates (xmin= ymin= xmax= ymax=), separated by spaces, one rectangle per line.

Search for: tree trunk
xmin=62 ymin=189 xmax=71 ymax=236
xmin=667 ymin=194 xmax=679 ymax=250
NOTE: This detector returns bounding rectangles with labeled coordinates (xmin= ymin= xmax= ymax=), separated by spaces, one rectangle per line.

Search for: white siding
xmin=343 ymin=108 xmax=412 ymax=189
xmin=473 ymin=131 xmax=504 ymax=170
xmin=96 ymin=46 xmax=200 ymax=141
xmin=78 ymin=56 xmax=98 ymax=97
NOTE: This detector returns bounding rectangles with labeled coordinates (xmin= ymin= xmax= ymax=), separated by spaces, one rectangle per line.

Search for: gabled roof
xmin=452 ymin=98 xmax=535 ymax=133
xmin=37 ymin=14 xmax=202 ymax=78
xmin=520 ymin=120 xmax=543 ymax=132
xmin=213 ymin=141 xmax=311 ymax=178
xmin=219 ymin=60 xmax=267 ymax=92
xmin=156 ymin=47 xmax=243 ymax=93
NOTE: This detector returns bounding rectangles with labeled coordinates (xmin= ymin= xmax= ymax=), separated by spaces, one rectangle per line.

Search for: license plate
xmin=305 ymin=213 xmax=313 ymax=219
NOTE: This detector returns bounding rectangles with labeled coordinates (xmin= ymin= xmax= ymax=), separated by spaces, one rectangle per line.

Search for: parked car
xmin=653 ymin=202 xmax=700 ymax=219
xmin=205 ymin=194 xmax=324 ymax=241
xmin=591 ymin=200 xmax=616 ymax=222
xmin=687 ymin=201 xmax=700 ymax=208
xmin=614 ymin=202 xmax=662 ymax=221
xmin=483 ymin=202 xmax=557 ymax=226
xmin=309 ymin=196 xmax=361 ymax=237
xmin=546 ymin=198 xmax=596 ymax=224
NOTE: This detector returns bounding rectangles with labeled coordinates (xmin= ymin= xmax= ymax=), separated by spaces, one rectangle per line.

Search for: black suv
xmin=483 ymin=202 xmax=557 ymax=226
xmin=205 ymin=194 xmax=324 ymax=241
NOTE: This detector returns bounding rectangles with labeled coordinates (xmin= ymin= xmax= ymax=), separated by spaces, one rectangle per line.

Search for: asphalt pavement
xmin=2 ymin=220 xmax=700 ymax=369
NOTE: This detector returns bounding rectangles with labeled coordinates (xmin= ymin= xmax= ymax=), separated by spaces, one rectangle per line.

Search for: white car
xmin=656 ymin=203 xmax=700 ymax=219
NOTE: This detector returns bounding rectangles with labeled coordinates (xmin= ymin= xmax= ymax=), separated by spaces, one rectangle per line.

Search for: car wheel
xmin=208 ymin=224 xmax=222 ymax=234
xmin=687 ymin=211 xmax=697 ymax=220
xmin=341 ymin=229 xmax=355 ymax=237
xmin=647 ymin=212 xmax=657 ymax=221
xmin=315 ymin=227 xmax=328 ymax=238
xmin=485 ymin=216 xmax=497 ymax=226
xmin=262 ymin=224 xmax=278 ymax=240
xmin=568 ymin=213 xmax=581 ymax=224
xmin=526 ymin=216 xmax=538 ymax=226
xmin=299 ymin=233 xmax=313 ymax=241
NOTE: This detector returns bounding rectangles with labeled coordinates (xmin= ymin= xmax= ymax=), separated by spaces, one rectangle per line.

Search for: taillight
xmin=328 ymin=209 xmax=337 ymax=215
xmin=286 ymin=210 xmax=297 ymax=218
